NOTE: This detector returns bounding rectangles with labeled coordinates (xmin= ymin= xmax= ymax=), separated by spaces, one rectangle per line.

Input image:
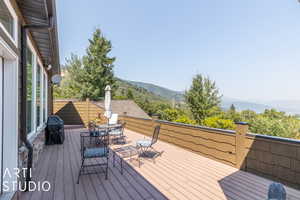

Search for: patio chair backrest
xmin=80 ymin=131 xmax=109 ymax=158
xmin=151 ymin=125 xmax=160 ymax=145
xmin=109 ymin=113 xmax=118 ymax=125
xmin=120 ymin=122 xmax=126 ymax=133
xmin=88 ymin=121 xmax=96 ymax=131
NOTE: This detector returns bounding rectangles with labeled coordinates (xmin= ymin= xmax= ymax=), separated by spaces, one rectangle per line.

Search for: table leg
xmin=113 ymin=152 xmax=115 ymax=167
xmin=138 ymin=156 xmax=141 ymax=168
xmin=121 ymin=158 xmax=123 ymax=175
xmin=138 ymin=149 xmax=141 ymax=168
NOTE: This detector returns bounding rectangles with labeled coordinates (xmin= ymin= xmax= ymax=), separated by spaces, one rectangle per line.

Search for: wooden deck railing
xmin=120 ymin=115 xmax=300 ymax=190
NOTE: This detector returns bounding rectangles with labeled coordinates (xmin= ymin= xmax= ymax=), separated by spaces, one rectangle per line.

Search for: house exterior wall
xmin=0 ymin=0 xmax=53 ymax=194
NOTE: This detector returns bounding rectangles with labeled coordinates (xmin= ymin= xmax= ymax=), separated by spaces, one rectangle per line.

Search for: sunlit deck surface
xmin=17 ymin=127 xmax=300 ymax=200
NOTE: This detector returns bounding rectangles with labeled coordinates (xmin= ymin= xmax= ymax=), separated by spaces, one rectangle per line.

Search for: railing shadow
xmin=218 ymin=134 xmax=300 ymax=200
xmin=55 ymin=101 xmax=84 ymax=125
xmin=218 ymin=170 xmax=269 ymax=200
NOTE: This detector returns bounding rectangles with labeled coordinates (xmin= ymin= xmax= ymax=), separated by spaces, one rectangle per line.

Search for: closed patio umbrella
xmin=104 ymin=85 xmax=112 ymax=119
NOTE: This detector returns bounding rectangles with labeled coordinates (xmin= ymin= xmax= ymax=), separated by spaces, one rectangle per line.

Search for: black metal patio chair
xmin=136 ymin=125 xmax=162 ymax=161
xmin=109 ymin=122 xmax=126 ymax=144
xmin=77 ymin=130 xmax=109 ymax=183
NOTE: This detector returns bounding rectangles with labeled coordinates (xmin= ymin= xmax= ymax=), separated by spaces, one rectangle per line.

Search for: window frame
xmin=25 ymin=46 xmax=35 ymax=135
xmin=26 ymin=41 xmax=36 ymax=139
xmin=0 ymin=0 xmax=18 ymax=46
xmin=26 ymin=38 xmax=48 ymax=140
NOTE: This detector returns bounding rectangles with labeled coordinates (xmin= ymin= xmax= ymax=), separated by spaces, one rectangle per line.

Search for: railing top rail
xmin=121 ymin=115 xmax=300 ymax=144
xmin=121 ymin=115 xmax=236 ymax=135
xmin=247 ymin=133 xmax=300 ymax=145
xmin=120 ymin=115 xmax=152 ymax=121
xmin=54 ymin=99 xmax=82 ymax=102
xmin=156 ymin=120 xmax=236 ymax=135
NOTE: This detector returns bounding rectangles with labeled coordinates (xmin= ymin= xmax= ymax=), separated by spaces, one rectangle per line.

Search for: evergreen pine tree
xmin=80 ymin=29 xmax=116 ymax=100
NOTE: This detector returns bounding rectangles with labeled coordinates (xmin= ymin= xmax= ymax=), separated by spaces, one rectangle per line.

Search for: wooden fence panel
xmin=53 ymin=100 xmax=105 ymax=126
xmin=122 ymin=116 xmax=237 ymax=166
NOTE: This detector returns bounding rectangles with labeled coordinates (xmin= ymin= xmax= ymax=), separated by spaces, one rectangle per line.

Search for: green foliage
xmin=53 ymin=55 xmax=85 ymax=99
xmin=230 ymin=104 xmax=236 ymax=112
xmin=185 ymin=74 xmax=222 ymax=124
xmin=262 ymin=109 xmax=286 ymax=119
xmin=135 ymin=99 xmax=171 ymax=116
xmin=126 ymin=89 xmax=134 ymax=100
xmin=203 ymin=116 xmax=236 ymax=130
xmin=113 ymin=95 xmax=128 ymax=100
xmin=174 ymin=115 xmax=196 ymax=125
xmin=54 ymin=29 xmax=116 ymax=100
xmin=240 ymin=109 xmax=300 ymax=138
xmin=80 ymin=29 xmax=116 ymax=100
xmin=157 ymin=108 xmax=184 ymax=121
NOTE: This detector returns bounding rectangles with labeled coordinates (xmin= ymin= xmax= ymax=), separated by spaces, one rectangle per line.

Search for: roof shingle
xmin=94 ymin=100 xmax=150 ymax=119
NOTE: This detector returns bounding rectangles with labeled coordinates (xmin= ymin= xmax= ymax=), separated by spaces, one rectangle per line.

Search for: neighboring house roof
xmin=95 ymin=100 xmax=151 ymax=119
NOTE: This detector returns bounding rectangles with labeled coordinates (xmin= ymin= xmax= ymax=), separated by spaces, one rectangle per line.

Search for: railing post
xmin=121 ymin=112 xmax=127 ymax=123
xmin=151 ymin=114 xmax=159 ymax=125
xmin=235 ymin=122 xmax=248 ymax=170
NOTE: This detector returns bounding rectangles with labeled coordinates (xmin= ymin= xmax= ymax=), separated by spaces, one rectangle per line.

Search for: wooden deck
xmin=16 ymin=127 xmax=300 ymax=200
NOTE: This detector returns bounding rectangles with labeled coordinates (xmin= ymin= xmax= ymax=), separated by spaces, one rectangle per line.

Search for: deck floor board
xmin=16 ymin=127 xmax=300 ymax=200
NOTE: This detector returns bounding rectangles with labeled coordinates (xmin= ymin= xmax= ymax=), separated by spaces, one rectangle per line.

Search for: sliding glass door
xmin=0 ymin=44 xmax=18 ymax=195
xmin=0 ymin=56 xmax=3 ymax=194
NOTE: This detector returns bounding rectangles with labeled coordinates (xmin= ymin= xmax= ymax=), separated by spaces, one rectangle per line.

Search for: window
xmin=26 ymin=47 xmax=34 ymax=134
xmin=0 ymin=0 xmax=14 ymax=38
xmin=36 ymin=64 xmax=41 ymax=127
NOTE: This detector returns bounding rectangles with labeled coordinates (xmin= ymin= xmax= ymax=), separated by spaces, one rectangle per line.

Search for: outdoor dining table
xmin=95 ymin=123 xmax=123 ymax=144
xmin=96 ymin=123 xmax=122 ymax=130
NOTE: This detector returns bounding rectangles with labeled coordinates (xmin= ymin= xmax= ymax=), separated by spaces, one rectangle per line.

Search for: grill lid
xmin=47 ymin=115 xmax=64 ymax=125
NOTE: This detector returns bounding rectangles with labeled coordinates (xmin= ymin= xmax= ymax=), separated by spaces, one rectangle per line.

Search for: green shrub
xmin=203 ymin=116 xmax=236 ymax=130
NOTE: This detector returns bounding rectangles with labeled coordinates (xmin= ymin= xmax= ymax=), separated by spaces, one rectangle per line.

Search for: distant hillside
xmin=127 ymin=80 xmax=185 ymax=102
xmin=221 ymin=97 xmax=273 ymax=113
xmin=115 ymin=79 xmax=168 ymax=102
xmin=261 ymin=100 xmax=300 ymax=115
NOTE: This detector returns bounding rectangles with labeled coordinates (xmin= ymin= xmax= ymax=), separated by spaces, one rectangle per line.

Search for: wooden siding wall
xmin=53 ymin=99 xmax=106 ymax=126
xmin=245 ymin=136 xmax=300 ymax=189
xmin=121 ymin=115 xmax=300 ymax=189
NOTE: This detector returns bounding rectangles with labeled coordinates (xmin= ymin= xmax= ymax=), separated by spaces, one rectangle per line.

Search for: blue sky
xmin=57 ymin=0 xmax=300 ymax=101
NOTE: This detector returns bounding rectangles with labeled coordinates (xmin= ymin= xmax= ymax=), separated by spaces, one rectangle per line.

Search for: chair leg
xmin=105 ymin=156 xmax=108 ymax=180
xmin=77 ymin=158 xmax=85 ymax=184
xmin=113 ymin=152 xmax=115 ymax=167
